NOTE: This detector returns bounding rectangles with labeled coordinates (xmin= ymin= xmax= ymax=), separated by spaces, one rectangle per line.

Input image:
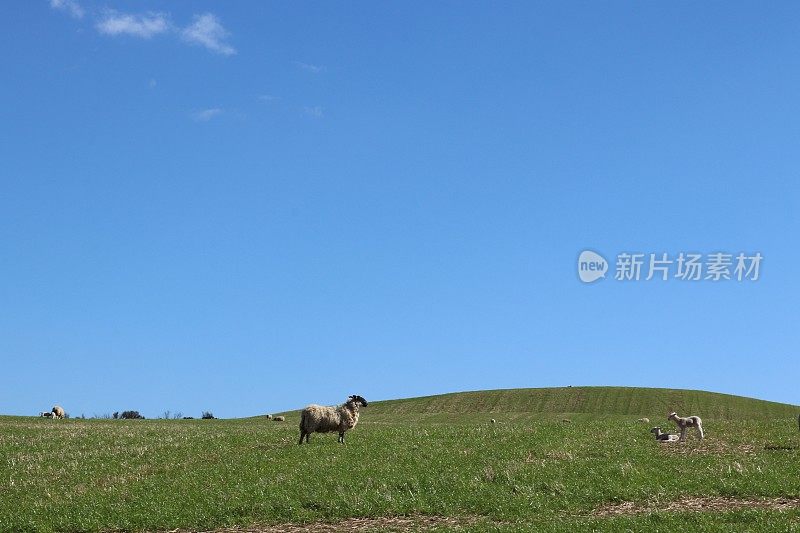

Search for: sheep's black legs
xmin=338 ymin=432 xmax=345 ymax=444
xmin=299 ymin=431 xmax=309 ymax=445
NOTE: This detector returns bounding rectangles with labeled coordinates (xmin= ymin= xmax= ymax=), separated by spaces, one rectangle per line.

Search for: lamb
xmin=40 ymin=411 xmax=54 ymax=418
xmin=650 ymin=426 xmax=679 ymax=442
xmin=668 ymin=411 xmax=704 ymax=441
xmin=637 ymin=417 xmax=650 ymax=423
xmin=299 ymin=395 xmax=368 ymax=445
xmin=51 ymin=406 xmax=65 ymax=419
xmin=273 ymin=416 xmax=285 ymax=422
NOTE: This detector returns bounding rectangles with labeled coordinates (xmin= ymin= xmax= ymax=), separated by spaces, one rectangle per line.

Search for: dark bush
xmin=201 ymin=411 xmax=215 ymax=419
xmin=120 ymin=411 xmax=145 ymax=419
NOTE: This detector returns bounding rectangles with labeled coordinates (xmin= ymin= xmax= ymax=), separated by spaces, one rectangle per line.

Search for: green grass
xmin=1 ymin=387 xmax=799 ymax=532
xmin=358 ymin=386 xmax=800 ymax=421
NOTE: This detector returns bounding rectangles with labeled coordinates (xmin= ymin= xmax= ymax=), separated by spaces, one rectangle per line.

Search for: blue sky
xmin=1 ymin=2 xmax=798 ymax=418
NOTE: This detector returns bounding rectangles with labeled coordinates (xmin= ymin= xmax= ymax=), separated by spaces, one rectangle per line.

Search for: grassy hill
xmin=2 ymin=387 xmax=799 ymax=532
xmin=359 ymin=386 xmax=798 ymax=423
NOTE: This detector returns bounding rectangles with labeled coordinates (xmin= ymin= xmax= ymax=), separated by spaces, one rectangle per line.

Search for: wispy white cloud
xmin=96 ymin=11 xmax=170 ymax=39
xmin=191 ymin=108 xmax=223 ymax=122
xmin=181 ymin=14 xmax=235 ymax=56
xmin=303 ymin=106 xmax=324 ymax=119
xmin=293 ymin=61 xmax=324 ymax=74
xmin=50 ymin=0 xmax=84 ymax=19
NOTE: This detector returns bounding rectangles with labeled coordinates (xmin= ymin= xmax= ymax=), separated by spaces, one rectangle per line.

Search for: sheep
xmin=490 ymin=419 xmax=496 ymax=424
xmin=51 ymin=406 xmax=65 ymax=419
xmin=650 ymin=426 xmax=679 ymax=442
xmin=40 ymin=411 xmax=54 ymax=418
xmin=668 ymin=411 xmax=704 ymax=441
xmin=265 ymin=414 xmax=273 ymax=420
xmin=637 ymin=417 xmax=650 ymax=424
xmin=299 ymin=395 xmax=368 ymax=445
xmin=273 ymin=416 xmax=285 ymax=422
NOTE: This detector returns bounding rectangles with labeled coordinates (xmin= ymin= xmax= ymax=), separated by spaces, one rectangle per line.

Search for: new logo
xmin=578 ymin=250 xmax=608 ymax=283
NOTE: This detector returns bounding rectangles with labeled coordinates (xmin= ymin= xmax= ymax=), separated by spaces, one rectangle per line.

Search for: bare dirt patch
xmin=160 ymin=515 xmax=483 ymax=533
xmin=594 ymin=496 xmax=800 ymax=517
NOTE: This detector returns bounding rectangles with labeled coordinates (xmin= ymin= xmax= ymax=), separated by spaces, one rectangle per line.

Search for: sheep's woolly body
xmin=299 ymin=395 xmax=367 ymax=444
xmin=301 ymin=403 xmax=358 ymax=433
xmin=51 ymin=406 xmax=65 ymax=419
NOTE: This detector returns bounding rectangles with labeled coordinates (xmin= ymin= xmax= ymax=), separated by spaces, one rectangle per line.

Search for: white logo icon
xmin=578 ymin=250 xmax=608 ymax=283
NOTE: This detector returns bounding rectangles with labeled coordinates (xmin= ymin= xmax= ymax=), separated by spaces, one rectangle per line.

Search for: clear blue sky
xmin=2 ymin=2 xmax=798 ymax=418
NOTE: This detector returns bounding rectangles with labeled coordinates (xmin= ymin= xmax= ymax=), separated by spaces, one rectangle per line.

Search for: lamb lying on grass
xmin=299 ymin=395 xmax=367 ymax=445
xmin=650 ymin=426 xmax=679 ymax=442
xmin=668 ymin=411 xmax=704 ymax=441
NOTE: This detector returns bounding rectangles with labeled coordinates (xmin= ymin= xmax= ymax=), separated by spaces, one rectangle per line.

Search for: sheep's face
xmin=348 ymin=395 xmax=368 ymax=407
xmin=668 ymin=412 xmax=677 ymax=420
xmin=650 ymin=427 xmax=660 ymax=434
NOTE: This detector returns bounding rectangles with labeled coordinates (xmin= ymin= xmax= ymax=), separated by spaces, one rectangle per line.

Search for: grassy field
xmin=1 ymin=387 xmax=799 ymax=532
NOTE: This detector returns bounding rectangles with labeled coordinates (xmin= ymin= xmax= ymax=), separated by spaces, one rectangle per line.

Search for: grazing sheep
xmin=40 ymin=411 xmax=54 ymax=418
xmin=637 ymin=417 xmax=650 ymax=423
xmin=299 ymin=395 xmax=368 ymax=445
xmin=51 ymin=406 xmax=65 ymax=419
xmin=668 ymin=411 xmax=704 ymax=441
xmin=650 ymin=426 xmax=679 ymax=442
xmin=273 ymin=416 xmax=285 ymax=422
xmin=490 ymin=419 xmax=496 ymax=424
xmin=265 ymin=414 xmax=273 ymax=420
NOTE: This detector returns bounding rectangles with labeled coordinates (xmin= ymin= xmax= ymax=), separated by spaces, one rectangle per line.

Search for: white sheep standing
xmin=650 ymin=426 xmax=679 ymax=442
xmin=299 ymin=395 xmax=367 ymax=445
xmin=51 ymin=406 xmax=65 ymax=419
xmin=668 ymin=411 xmax=704 ymax=441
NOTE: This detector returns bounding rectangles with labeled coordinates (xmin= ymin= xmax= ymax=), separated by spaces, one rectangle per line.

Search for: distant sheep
xmin=51 ymin=406 xmax=65 ymax=419
xmin=40 ymin=411 xmax=54 ymax=418
xmin=668 ymin=411 xmax=704 ymax=441
xmin=265 ymin=414 xmax=273 ymax=420
xmin=637 ymin=417 xmax=650 ymax=423
xmin=273 ymin=416 xmax=285 ymax=422
xmin=650 ymin=426 xmax=679 ymax=443
xmin=299 ymin=395 xmax=368 ymax=444
xmin=490 ymin=419 xmax=496 ymax=424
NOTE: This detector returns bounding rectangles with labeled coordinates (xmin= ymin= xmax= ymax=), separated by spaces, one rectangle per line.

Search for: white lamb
xmin=650 ymin=426 xmax=679 ymax=443
xmin=668 ymin=411 xmax=704 ymax=441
